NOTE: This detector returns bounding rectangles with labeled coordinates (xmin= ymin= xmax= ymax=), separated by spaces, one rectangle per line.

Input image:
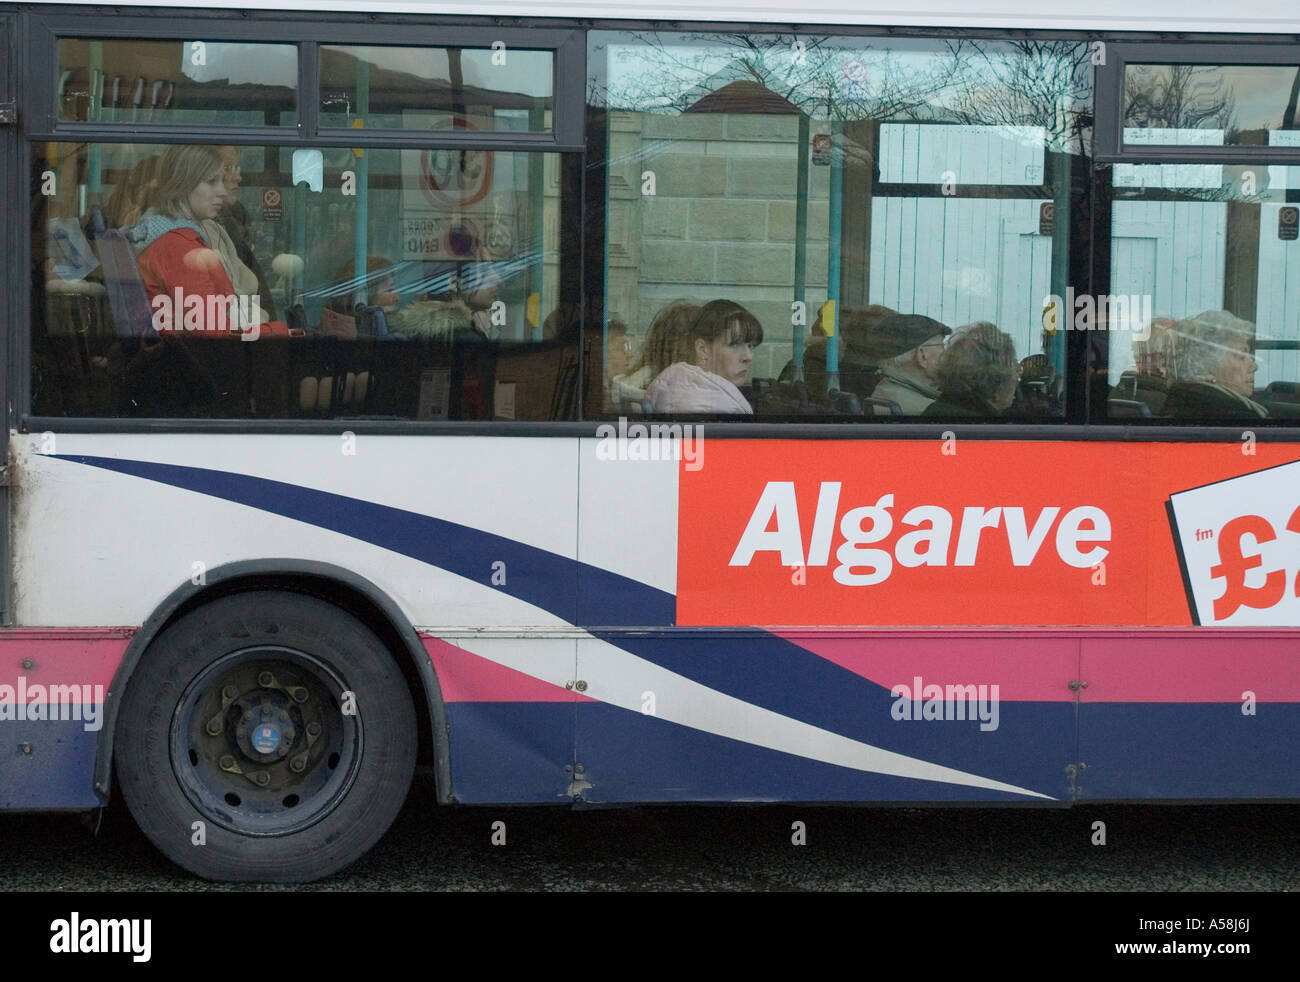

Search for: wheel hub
xmin=172 ymin=648 xmax=359 ymax=836
xmin=232 ymin=689 xmax=298 ymax=763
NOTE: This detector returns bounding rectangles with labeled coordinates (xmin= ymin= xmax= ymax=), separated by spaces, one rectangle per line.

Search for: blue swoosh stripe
xmin=52 ymin=454 xmax=675 ymax=627
xmin=52 ymin=454 xmax=1050 ymax=794
xmin=53 ymin=454 xmax=907 ymax=733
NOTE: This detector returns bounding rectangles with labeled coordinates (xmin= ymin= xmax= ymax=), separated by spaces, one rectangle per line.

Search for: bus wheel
xmin=114 ymin=591 xmax=416 ymax=882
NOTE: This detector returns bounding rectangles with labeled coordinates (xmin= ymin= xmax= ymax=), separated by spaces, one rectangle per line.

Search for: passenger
xmin=461 ymin=270 xmax=500 ymax=339
xmin=866 ymin=313 xmax=951 ymax=414
xmin=541 ymin=301 xmax=580 ymax=342
xmin=611 ymin=301 xmax=700 ymax=410
xmin=130 ymin=144 xmax=283 ymax=339
xmin=213 ymin=146 xmax=276 ymax=319
xmin=645 ymin=299 xmax=762 ymax=414
xmin=201 ymin=201 xmax=270 ymax=325
xmin=328 ymin=256 xmax=402 ymax=318
xmin=921 ymin=322 xmax=1020 ymax=417
xmin=1162 ymin=310 xmax=1267 ymax=418
xmin=1134 ymin=317 xmax=1176 ymax=378
xmin=792 ymin=304 xmax=895 ymax=397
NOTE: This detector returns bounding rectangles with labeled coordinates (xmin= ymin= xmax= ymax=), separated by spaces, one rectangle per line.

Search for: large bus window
xmin=33 ymin=141 xmax=578 ymax=420
xmin=320 ymin=45 xmax=553 ymax=132
xmin=57 ymin=39 xmax=297 ymax=126
xmin=587 ymin=32 xmax=1091 ymax=420
xmin=1106 ymin=163 xmax=1300 ymax=421
xmin=1124 ymin=63 xmax=1300 ymax=148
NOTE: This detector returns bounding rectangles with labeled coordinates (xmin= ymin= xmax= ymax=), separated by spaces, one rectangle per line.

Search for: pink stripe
xmin=1081 ymin=633 xmax=1300 ymax=702
xmin=0 ymin=629 xmax=133 ymax=702
xmin=422 ymin=636 xmax=592 ymax=703
xmin=773 ymin=627 xmax=1300 ymax=703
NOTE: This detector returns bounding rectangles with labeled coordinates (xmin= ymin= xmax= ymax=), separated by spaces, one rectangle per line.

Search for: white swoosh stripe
xmin=438 ymin=632 xmax=1055 ymax=800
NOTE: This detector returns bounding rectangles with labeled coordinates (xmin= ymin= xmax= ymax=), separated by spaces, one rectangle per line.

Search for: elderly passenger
xmin=1162 ymin=310 xmax=1267 ymax=418
xmin=921 ymin=322 xmax=1020 ymax=417
xmin=867 ymin=313 xmax=951 ymax=414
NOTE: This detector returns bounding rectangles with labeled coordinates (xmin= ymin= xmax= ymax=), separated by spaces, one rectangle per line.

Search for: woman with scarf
xmin=131 ymin=144 xmax=285 ymax=339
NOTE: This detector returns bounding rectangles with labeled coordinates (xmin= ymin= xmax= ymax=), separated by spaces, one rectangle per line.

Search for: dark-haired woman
xmin=645 ymin=299 xmax=763 ymax=414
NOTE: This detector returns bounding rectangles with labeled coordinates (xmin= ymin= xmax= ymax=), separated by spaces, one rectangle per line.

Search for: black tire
xmin=114 ymin=591 xmax=416 ymax=882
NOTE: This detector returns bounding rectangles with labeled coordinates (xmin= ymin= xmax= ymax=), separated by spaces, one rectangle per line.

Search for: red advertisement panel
xmin=676 ymin=440 xmax=1300 ymax=627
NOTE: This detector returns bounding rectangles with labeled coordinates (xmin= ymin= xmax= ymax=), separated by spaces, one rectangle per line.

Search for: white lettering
xmin=1056 ymin=506 xmax=1111 ymax=568
xmin=1003 ymin=506 xmax=1060 ymax=566
xmin=730 ymin=482 xmax=804 ymax=567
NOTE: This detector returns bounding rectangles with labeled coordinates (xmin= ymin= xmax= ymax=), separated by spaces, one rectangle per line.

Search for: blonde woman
xmin=132 ymin=144 xmax=278 ymax=338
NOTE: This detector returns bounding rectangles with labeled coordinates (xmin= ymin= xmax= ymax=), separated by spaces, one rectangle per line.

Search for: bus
xmin=3 ymin=0 xmax=1300 ymax=883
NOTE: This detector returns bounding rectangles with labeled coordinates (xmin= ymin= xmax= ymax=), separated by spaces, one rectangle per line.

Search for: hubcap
xmin=170 ymin=646 xmax=362 ymax=836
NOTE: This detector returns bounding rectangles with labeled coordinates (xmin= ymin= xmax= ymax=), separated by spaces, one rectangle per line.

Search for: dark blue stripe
xmin=450 ymin=702 xmax=1056 ymax=803
xmin=1080 ymin=704 xmax=1300 ymax=799
xmin=0 ymin=718 xmax=103 ymax=809
xmin=53 ymin=455 xmax=675 ymax=628
xmin=450 ymin=700 xmax=1300 ymax=803
xmin=587 ymin=628 xmax=1070 ymax=793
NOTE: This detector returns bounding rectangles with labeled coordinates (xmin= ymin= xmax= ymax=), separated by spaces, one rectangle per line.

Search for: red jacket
xmin=138 ymin=228 xmax=290 ymax=338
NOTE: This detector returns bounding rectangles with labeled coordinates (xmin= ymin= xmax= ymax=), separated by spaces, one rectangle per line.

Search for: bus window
xmin=587 ymin=32 xmax=1092 ymax=420
xmin=1124 ymin=63 xmax=1300 ymax=148
xmin=319 ymin=44 xmax=554 ymax=133
xmin=32 ymin=141 xmax=580 ymax=420
xmin=1107 ymin=163 xmax=1300 ymax=421
xmin=57 ymin=39 xmax=297 ymax=127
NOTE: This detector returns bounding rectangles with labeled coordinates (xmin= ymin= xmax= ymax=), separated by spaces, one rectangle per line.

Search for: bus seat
xmin=90 ymin=210 xmax=157 ymax=342
xmin=39 ymin=279 xmax=114 ymax=415
xmin=749 ymin=377 xmax=809 ymax=414
xmin=1263 ymin=380 xmax=1300 ymax=404
xmin=825 ymin=389 xmax=864 ymax=415
xmin=88 ymin=206 xmax=225 ymax=415
xmin=863 ymin=396 xmax=903 ymax=416
xmin=1108 ymin=398 xmax=1154 ymax=418
xmin=1260 ymin=398 xmax=1300 ymax=419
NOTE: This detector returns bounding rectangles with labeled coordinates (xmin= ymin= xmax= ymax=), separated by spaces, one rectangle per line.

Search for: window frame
xmin=9 ymin=6 xmax=1300 ymax=441
xmin=26 ymin=15 xmax=585 ymax=150
xmin=584 ymin=28 xmax=1096 ymax=426
xmin=1091 ymin=40 xmax=1300 ymax=426
xmin=20 ymin=9 xmax=588 ymax=430
xmin=1096 ymin=41 xmax=1300 ymax=162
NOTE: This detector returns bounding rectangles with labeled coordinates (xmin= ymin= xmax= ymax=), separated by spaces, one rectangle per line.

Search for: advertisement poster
xmin=676 ymin=440 xmax=1300 ymax=627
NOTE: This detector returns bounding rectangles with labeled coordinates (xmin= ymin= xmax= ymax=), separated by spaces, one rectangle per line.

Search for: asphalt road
xmin=2 ymin=770 xmax=1297 ymax=891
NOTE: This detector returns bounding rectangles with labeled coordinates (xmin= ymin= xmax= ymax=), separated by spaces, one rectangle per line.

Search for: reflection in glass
xmin=589 ymin=33 xmax=1091 ymax=419
xmin=1108 ymin=165 xmax=1300 ymax=420
xmin=1124 ymin=64 xmax=1300 ymax=148
xmin=57 ymin=39 xmax=297 ymax=126
xmin=320 ymin=45 xmax=553 ymax=132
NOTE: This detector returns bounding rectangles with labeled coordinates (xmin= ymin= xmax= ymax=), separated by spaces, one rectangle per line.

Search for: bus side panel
xmin=424 ymin=635 xmax=581 ymax=803
xmin=0 ymin=631 xmax=129 ymax=809
xmin=1078 ymin=633 xmax=1300 ymax=799
xmin=574 ymin=631 xmax=1076 ymax=803
xmin=9 ymin=433 xmax=585 ymax=808
xmin=11 ymin=433 xmax=582 ymax=630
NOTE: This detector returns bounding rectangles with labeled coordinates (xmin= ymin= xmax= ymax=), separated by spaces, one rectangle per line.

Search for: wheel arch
xmin=94 ymin=560 xmax=451 ymax=804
